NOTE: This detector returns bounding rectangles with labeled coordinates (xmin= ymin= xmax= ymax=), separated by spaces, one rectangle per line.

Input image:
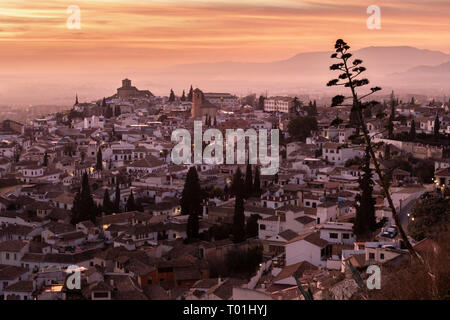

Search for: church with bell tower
xmin=191 ymin=88 xmax=219 ymax=119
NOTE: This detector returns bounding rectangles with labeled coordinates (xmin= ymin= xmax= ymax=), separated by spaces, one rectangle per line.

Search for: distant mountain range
xmin=2 ymin=46 xmax=450 ymax=105
xmin=154 ymin=46 xmax=450 ymax=95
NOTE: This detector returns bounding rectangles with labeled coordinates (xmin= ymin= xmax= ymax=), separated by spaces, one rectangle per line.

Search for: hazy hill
xmin=157 ymin=46 xmax=450 ymax=94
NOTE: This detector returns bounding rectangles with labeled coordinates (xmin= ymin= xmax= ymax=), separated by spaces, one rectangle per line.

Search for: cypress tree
xmin=169 ymin=89 xmax=175 ymax=102
xmin=102 ymin=189 xmax=114 ymax=214
xmin=245 ymin=214 xmax=261 ymax=239
xmin=244 ymin=163 xmax=253 ymax=199
xmin=181 ymin=90 xmax=186 ymax=101
xmin=187 ymin=85 xmax=194 ymax=102
xmin=43 ymin=152 xmax=48 ymax=167
xmin=114 ymin=181 xmax=121 ymax=213
xmin=258 ymin=95 xmax=265 ymax=110
xmin=181 ymin=167 xmax=202 ymax=240
xmin=312 ymin=100 xmax=317 ymax=115
xmin=353 ymin=148 xmax=377 ymax=240
xmin=253 ymin=165 xmax=261 ymax=196
xmin=409 ymin=120 xmax=416 ymax=141
xmin=232 ymin=168 xmax=246 ymax=243
xmin=434 ymin=114 xmax=440 ymax=136
xmin=96 ymin=148 xmax=103 ymax=171
xmin=71 ymin=172 xmax=97 ymax=224
xmin=126 ymin=190 xmax=136 ymax=212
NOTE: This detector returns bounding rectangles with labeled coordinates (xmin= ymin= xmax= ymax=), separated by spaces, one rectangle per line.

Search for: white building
xmin=318 ymin=222 xmax=355 ymax=245
xmin=84 ymin=115 xmax=105 ymax=129
xmin=322 ymin=142 xmax=363 ymax=166
xmin=264 ymin=97 xmax=294 ymax=113
xmin=285 ymin=232 xmax=331 ymax=267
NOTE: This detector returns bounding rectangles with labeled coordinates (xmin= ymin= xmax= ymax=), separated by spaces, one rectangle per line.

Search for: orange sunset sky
xmin=0 ymin=0 xmax=449 ymax=104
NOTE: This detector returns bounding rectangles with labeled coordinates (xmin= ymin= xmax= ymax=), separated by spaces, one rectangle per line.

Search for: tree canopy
xmin=287 ymin=116 xmax=318 ymax=141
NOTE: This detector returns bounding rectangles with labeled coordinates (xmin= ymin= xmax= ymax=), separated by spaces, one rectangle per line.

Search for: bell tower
xmin=191 ymin=89 xmax=203 ymax=119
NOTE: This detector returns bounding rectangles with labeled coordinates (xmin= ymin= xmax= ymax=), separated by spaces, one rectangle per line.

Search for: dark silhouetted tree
xmin=409 ymin=120 xmax=416 ymax=141
xmin=287 ymin=116 xmax=318 ymax=141
xmin=434 ymin=114 xmax=440 ymax=136
xmin=353 ymin=148 xmax=377 ymax=240
xmin=43 ymin=152 xmax=48 ymax=167
xmin=257 ymin=95 xmax=266 ymax=110
xmin=96 ymin=148 xmax=103 ymax=171
xmin=244 ymin=163 xmax=253 ymax=198
xmin=102 ymin=189 xmax=114 ymax=215
xmin=71 ymin=172 xmax=98 ymax=224
xmin=188 ymin=85 xmax=194 ymax=102
xmin=245 ymin=214 xmax=261 ymax=238
xmin=232 ymin=168 xmax=246 ymax=243
xmin=169 ymin=89 xmax=175 ymax=102
xmin=181 ymin=167 xmax=202 ymax=240
xmin=181 ymin=90 xmax=186 ymax=101
xmin=327 ymin=39 xmax=417 ymax=258
xmin=114 ymin=181 xmax=121 ymax=213
xmin=253 ymin=166 xmax=261 ymax=196
xmin=126 ymin=190 xmax=136 ymax=212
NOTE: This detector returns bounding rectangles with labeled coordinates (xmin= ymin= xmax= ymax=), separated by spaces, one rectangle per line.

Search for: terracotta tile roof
xmin=0 ymin=240 xmax=28 ymax=252
xmin=278 ymin=229 xmax=299 ymax=241
xmin=273 ymin=261 xmax=317 ymax=282
xmin=4 ymin=280 xmax=34 ymax=293
xmin=0 ymin=265 xmax=28 ymax=280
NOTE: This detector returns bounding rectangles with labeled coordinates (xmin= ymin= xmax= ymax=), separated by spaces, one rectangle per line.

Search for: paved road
xmin=398 ymin=195 xmax=423 ymax=233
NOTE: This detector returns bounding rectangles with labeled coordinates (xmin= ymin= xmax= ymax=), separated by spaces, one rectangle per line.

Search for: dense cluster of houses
xmin=0 ymin=81 xmax=447 ymax=300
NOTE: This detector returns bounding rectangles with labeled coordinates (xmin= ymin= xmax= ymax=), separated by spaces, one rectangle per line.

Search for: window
xmin=259 ymin=224 xmax=266 ymax=230
xmin=343 ymin=233 xmax=350 ymax=239
xmin=369 ymin=252 xmax=375 ymax=259
xmin=6 ymin=253 xmax=9 ymax=260
xmin=330 ymin=233 xmax=338 ymax=239
xmin=380 ymin=253 xmax=385 ymax=260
